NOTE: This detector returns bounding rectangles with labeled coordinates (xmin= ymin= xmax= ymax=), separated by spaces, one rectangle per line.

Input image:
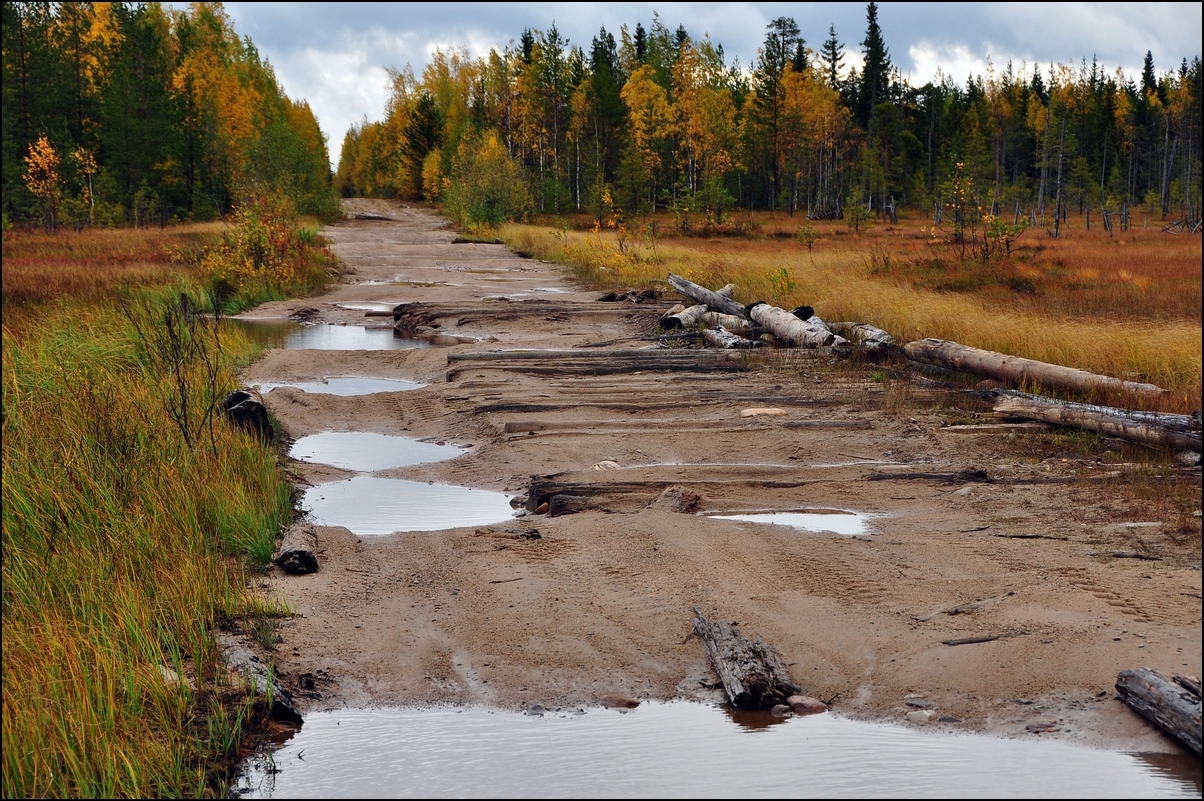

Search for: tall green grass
xmin=2 ymin=287 xmax=292 ymax=796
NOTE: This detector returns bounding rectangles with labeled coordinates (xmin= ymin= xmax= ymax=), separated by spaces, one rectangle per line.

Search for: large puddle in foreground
xmin=256 ymin=377 xmax=425 ymax=396
xmin=301 ymin=476 xmax=514 ymax=535
xmin=290 ymin=432 xmax=463 ymax=472
xmin=710 ymin=510 xmax=870 ymax=536
xmin=234 ymin=702 xmax=1199 ymax=798
xmin=229 ymin=320 xmax=429 ymax=350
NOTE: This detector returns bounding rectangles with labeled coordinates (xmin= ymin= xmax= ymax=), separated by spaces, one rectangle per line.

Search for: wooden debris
xmin=659 ymin=304 xmax=709 ymax=330
xmin=667 ymin=273 xmax=747 ymax=318
xmin=693 ymin=607 xmax=801 ymax=709
xmin=598 ymin=288 xmax=657 ymax=303
xmin=747 ymin=302 xmax=848 ymax=348
xmin=1116 ymin=667 xmax=1202 ymax=756
xmin=994 ymin=392 xmax=1201 ymax=452
xmin=703 ymin=326 xmax=755 ymax=348
xmin=904 ymin=338 xmax=1167 ymax=397
xmin=446 ymin=349 xmax=756 ymax=379
xmin=828 ymin=321 xmax=898 ymax=351
xmin=274 ymin=523 xmax=319 ymax=575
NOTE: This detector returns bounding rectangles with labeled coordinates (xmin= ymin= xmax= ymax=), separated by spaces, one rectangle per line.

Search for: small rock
xmin=740 ymin=407 xmax=787 ymax=418
xmin=904 ymin=694 xmax=938 ymax=710
xmin=953 ymin=486 xmax=973 ymax=496
xmin=599 ymin=694 xmax=640 ymax=709
xmin=592 ymin=460 xmax=621 ymax=470
xmin=525 ymin=704 xmax=547 ymax=716
xmin=1176 ymin=451 xmax=1201 ymax=467
xmin=1025 ymin=720 xmax=1058 ymax=733
xmin=651 ymin=485 xmax=702 ymax=513
xmin=786 ymin=695 xmax=828 ymax=715
xmin=770 ymin=704 xmax=792 ymax=717
xmin=937 ymin=715 xmax=961 ymax=723
xmin=906 ymin=710 xmax=937 ymax=723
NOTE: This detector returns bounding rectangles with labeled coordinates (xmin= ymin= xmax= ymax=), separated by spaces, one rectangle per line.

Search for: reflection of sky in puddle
xmin=290 ymin=432 xmax=462 ymax=472
xmin=332 ymin=302 xmax=397 ymax=311
xmin=255 ymin=377 xmax=425 ymax=396
xmin=228 ymin=320 xmax=429 ymax=350
xmin=301 ymin=476 xmax=513 ymax=535
xmin=235 ymin=702 xmax=1199 ymax=799
xmin=711 ymin=510 xmax=870 ymax=535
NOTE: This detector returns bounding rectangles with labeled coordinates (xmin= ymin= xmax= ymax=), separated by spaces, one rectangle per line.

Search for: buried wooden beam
xmin=993 ymin=393 xmax=1201 ymax=452
xmin=693 ymin=607 xmax=802 ymax=709
xmin=903 ymin=338 xmax=1167 ymax=398
xmin=446 ymin=349 xmax=758 ymax=379
xmin=1115 ymin=668 xmax=1202 ymax=757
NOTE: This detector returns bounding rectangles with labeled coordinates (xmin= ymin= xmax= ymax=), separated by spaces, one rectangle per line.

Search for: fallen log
xmin=1115 ymin=667 xmax=1202 ymax=756
xmin=693 ymin=607 xmax=801 ymax=709
xmin=446 ymin=349 xmax=756 ymax=379
xmin=904 ymin=338 xmax=1167 ymax=398
xmin=829 ymin=321 xmax=898 ymax=352
xmin=274 ymin=523 xmax=319 ymax=575
xmin=994 ymin=394 xmax=1201 ymax=452
xmin=703 ymin=326 xmax=755 ymax=349
xmin=746 ymin=302 xmax=847 ymax=348
xmin=701 ymin=311 xmax=748 ymax=330
xmin=667 ymin=273 xmax=747 ymax=318
xmin=659 ymin=304 xmax=710 ymax=330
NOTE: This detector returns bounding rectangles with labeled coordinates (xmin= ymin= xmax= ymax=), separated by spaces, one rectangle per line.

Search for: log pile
xmin=1115 ymin=667 xmax=1201 ymax=756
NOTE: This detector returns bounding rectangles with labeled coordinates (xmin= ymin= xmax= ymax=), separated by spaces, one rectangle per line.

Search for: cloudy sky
xmin=222 ymin=2 xmax=1201 ymax=168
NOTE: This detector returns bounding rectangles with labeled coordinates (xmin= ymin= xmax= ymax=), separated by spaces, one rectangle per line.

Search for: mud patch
xmin=289 ymin=432 xmax=464 ymax=472
xmin=301 ymin=476 xmax=514 ymax=535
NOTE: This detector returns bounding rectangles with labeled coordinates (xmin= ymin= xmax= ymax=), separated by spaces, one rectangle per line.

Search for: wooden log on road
xmin=659 ymin=304 xmax=709 ymax=330
xmin=701 ymin=311 xmax=748 ymax=329
xmin=703 ymin=326 xmax=755 ymax=349
xmin=829 ymin=321 xmax=898 ymax=352
xmin=747 ymin=302 xmax=848 ymax=348
xmin=446 ymin=348 xmax=756 ymax=379
xmin=667 ymin=273 xmax=747 ymax=318
xmin=693 ymin=607 xmax=801 ymax=709
xmin=904 ymin=338 xmax=1167 ymax=397
xmin=994 ymin=394 xmax=1201 ymax=452
xmin=274 ymin=523 xmax=319 ymax=575
xmin=1115 ymin=667 xmax=1201 ymax=756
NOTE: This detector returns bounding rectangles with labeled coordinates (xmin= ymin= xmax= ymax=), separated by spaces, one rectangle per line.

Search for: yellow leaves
xmin=621 ymin=64 xmax=673 ymax=177
xmin=24 ymin=137 xmax=61 ymax=202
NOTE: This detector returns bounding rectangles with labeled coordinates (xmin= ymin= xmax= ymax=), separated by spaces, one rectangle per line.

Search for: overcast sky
xmin=222 ymin=2 xmax=1201 ymax=169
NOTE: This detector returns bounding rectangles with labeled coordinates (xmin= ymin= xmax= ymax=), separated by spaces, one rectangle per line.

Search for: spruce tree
xmin=820 ymin=24 xmax=844 ymax=90
xmin=857 ymin=2 xmax=892 ymax=125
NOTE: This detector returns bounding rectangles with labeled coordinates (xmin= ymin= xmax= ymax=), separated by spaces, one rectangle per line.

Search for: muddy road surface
xmin=238 ymin=199 xmax=1201 ymax=754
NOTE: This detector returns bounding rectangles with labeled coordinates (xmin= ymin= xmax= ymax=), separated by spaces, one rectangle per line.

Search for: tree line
xmin=3 ymin=1 xmax=340 ymax=229
xmin=339 ymin=3 xmax=1201 ymax=230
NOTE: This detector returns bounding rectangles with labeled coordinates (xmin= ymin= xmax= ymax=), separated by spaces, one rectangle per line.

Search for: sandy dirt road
xmin=239 ymin=199 xmax=1201 ymax=754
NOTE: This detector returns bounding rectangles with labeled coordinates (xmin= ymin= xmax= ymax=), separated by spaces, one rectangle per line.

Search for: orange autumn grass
xmin=502 ymin=210 xmax=1202 ymax=413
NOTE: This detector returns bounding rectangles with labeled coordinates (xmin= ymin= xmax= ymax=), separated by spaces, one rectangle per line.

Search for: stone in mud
xmin=275 ymin=523 xmax=319 ymax=575
xmin=904 ymin=694 xmax=938 ymax=710
xmin=651 ymin=485 xmax=701 ymax=513
xmin=599 ymin=694 xmax=640 ymax=708
xmin=740 ymin=407 xmax=787 ymax=417
xmin=770 ymin=704 xmax=792 ymax=716
xmin=221 ymin=389 xmax=273 ymax=440
xmin=534 ymin=502 xmax=550 ymax=515
xmin=906 ymin=709 xmax=937 ymax=723
xmin=787 ymin=695 xmax=828 ymax=715
xmin=592 ymin=460 xmax=621 ymax=470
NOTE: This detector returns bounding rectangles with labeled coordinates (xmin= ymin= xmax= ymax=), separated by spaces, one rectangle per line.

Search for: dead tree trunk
xmin=274 ymin=523 xmax=319 ymax=574
xmin=1115 ymin=668 xmax=1201 ymax=756
xmin=667 ymin=273 xmax=747 ymax=318
xmin=904 ymin=338 xmax=1167 ymax=397
xmin=994 ymin=394 xmax=1202 ymax=452
xmin=747 ymin=302 xmax=846 ymax=347
xmin=693 ymin=607 xmax=801 ymax=709
xmin=828 ymin=321 xmax=897 ymax=352
xmin=659 ymin=304 xmax=709 ymax=330
xmin=703 ymin=326 xmax=755 ymax=349
xmin=701 ymin=311 xmax=748 ymax=329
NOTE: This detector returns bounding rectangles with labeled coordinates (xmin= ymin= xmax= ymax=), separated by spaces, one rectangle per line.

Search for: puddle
xmin=333 ymin=302 xmax=397 ymax=311
xmin=301 ymin=476 xmax=514 ymax=535
xmin=256 ymin=377 xmax=426 ymax=396
xmin=289 ymin=432 xmax=463 ymax=472
xmin=235 ymin=702 xmax=1199 ymax=798
xmin=229 ymin=321 xmax=429 ymax=350
xmin=710 ymin=509 xmax=870 ymax=536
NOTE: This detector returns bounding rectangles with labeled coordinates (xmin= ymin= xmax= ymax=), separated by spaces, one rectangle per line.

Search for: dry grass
xmin=503 ymin=210 xmax=1202 ymax=412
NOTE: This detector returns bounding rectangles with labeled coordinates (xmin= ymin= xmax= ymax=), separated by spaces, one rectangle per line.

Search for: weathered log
xmin=274 ymin=523 xmax=319 ymax=575
xmin=994 ymin=394 xmax=1202 ymax=452
xmin=904 ymin=338 xmax=1167 ymax=397
xmin=221 ymin=390 xmax=273 ymax=441
xmin=829 ymin=321 xmax=898 ymax=351
xmin=700 ymin=311 xmax=748 ymax=329
xmin=1116 ymin=667 xmax=1202 ymax=756
xmin=693 ymin=607 xmax=801 ymax=709
xmin=667 ymin=273 xmax=747 ymax=318
xmin=747 ymin=302 xmax=848 ymax=348
xmin=703 ymin=326 xmax=755 ymax=349
xmin=659 ymin=304 xmax=710 ymax=330
xmin=446 ymin=348 xmax=756 ymax=379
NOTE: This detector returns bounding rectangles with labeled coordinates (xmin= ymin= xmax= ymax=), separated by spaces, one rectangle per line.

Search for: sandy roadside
xmin=240 ymin=199 xmax=1201 ymax=755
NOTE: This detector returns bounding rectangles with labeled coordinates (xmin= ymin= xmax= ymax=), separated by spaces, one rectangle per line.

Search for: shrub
xmin=444 ymin=132 xmax=533 ymax=229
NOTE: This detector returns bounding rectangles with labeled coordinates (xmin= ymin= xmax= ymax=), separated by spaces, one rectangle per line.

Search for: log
xmin=693 ymin=607 xmax=801 ymax=709
xmin=274 ymin=523 xmax=319 ymax=575
xmin=829 ymin=321 xmax=898 ymax=352
xmin=994 ymin=394 xmax=1201 ymax=452
xmin=1115 ymin=667 xmax=1202 ymax=756
xmin=903 ymin=338 xmax=1167 ymax=397
xmin=747 ymin=302 xmax=848 ymax=348
xmin=703 ymin=326 xmax=755 ymax=349
xmin=700 ymin=311 xmax=748 ymax=329
xmin=659 ymin=304 xmax=709 ymax=330
xmin=667 ymin=273 xmax=747 ymax=318
xmin=445 ymin=349 xmax=756 ymax=379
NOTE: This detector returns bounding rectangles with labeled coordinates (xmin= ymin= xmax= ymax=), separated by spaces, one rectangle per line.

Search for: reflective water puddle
xmin=229 ymin=320 xmax=429 ymax=350
xmin=289 ymin=432 xmax=463 ymax=472
xmin=333 ymin=302 xmax=398 ymax=311
xmin=235 ymin=702 xmax=1199 ymax=799
xmin=710 ymin=510 xmax=870 ymax=536
xmin=256 ymin=377 xmax=425 ymax=396
xmin=301 ymin=476 xmax=514 ymax=535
